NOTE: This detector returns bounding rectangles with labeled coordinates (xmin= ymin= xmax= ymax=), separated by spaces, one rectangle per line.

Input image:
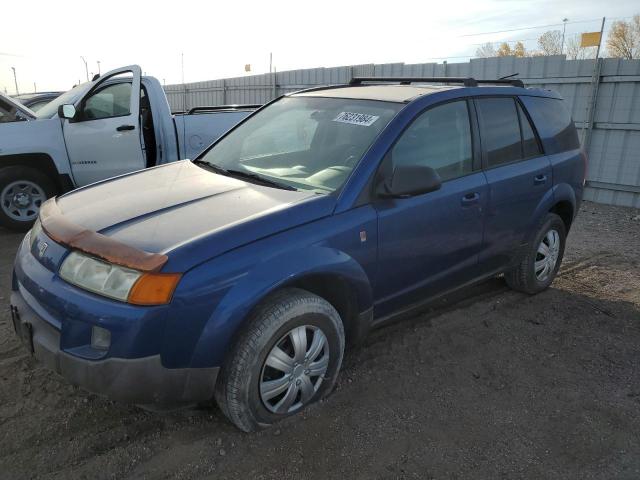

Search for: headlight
xmin=60 ymin=251 xmax=142 ymax=301
xmin=30 ymin=218 xmax=42 ymax=248
xmin=59 ymin=251 xmax=181 ymax=305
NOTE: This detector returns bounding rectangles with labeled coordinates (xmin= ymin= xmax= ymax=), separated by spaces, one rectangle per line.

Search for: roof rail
xmin=188 ymin=104 xmax=262 ymax=114
xmin=349 ymin=77 xmax=525 ymax=88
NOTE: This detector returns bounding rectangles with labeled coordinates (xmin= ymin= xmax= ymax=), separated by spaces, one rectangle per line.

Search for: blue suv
xmin=11 ymin=77 xmax=585 ymax=431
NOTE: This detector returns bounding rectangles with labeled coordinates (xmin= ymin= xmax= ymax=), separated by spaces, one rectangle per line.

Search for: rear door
xmin=475 ymin=96 xmax=551 ymax=272
xmin=63 ymin=66 xmax=145 ymax=186
xmin=374 ymin=99 xmax=488 ymax=317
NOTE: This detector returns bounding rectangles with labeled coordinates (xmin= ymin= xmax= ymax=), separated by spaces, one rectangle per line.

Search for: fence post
xmin=222 ymin=79 xmax=227 ymax=105
xmin=581 ymin=57 xmax=602 ymax=152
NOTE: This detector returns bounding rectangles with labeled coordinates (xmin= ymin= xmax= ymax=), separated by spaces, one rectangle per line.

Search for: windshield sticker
xmin=333 ymin=111 xmax=379 ymax=127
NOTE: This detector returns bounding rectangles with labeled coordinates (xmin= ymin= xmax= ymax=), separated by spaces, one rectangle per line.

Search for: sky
xmin=1 ymin=0 xmax=638 ymax=94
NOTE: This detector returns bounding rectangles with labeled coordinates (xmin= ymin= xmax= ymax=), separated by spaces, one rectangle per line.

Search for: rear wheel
xmin=505 ymin=213 xmax=566 ymax=294
xmin=215 ymin=288 xmax=345 ymax=432
xmin=0 ymin=166 xmax=56 ymax=231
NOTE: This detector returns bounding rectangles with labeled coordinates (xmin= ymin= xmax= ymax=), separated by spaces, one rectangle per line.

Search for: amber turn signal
xmin=128 ymin=273 xmax=182 ymax=305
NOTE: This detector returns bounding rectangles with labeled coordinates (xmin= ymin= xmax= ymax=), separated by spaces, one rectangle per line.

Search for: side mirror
xmin=58 ymin=104 xmax=76 ymax=120
xmin=378 ymin=165 xmax=442 ymax=198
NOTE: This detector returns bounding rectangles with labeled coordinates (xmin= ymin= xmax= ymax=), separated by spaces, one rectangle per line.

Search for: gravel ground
xmin=0 ymin=200 xmax=639 ymax=480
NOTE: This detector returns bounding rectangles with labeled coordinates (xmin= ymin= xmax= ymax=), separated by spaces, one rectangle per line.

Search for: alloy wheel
xmin=1 ymin=180 xmax=46 ymax=222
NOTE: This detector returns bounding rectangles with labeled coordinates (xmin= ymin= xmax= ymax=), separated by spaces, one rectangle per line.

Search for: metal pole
xmin=97 ymin=61 xmax=101 ymax=75
xmin=181 ymin=52 xmax=186 ymax=111
xmin=594 ymin=17 xmax=605 ymax=60
xmin=561 ymin=18 xmax=568 ymax=54
xmin=269 ymin=52 xmax=272 ymax=74
xmin=33 ymin=82 xmax=36 ymax=92
xmin=11 ymin=67 xmax=18 ymax=95
xmin=272 ymin=66 xmax=277 ymax=100
xmin=581 ymin=17 xmax=606 ymax=151
xmin=80 ymin=56 xmax=89 ymax=82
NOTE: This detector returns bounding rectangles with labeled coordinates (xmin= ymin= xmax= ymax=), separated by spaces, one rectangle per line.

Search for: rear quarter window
xmin=519 ymin=96 xmax=579 ymax=154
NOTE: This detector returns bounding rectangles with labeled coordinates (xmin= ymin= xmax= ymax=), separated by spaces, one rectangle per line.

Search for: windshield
xmin=198 ymin=96 xmax=402 ymax=193
xmin=36 ymin=82 xmax=90 ymax=119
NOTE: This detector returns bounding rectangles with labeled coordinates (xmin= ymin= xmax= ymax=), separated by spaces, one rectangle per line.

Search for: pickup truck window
xmin=200 ymin=97 xmax=402 ymax=193
xmin=83 ymin=83 xmax=132 ymax=120
xmin=391 ymin=100 xmax=473 ymax=182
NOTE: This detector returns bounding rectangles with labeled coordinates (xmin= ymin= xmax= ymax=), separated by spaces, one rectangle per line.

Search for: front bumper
xmin=10 ymin=288 xmax=219 ymax=406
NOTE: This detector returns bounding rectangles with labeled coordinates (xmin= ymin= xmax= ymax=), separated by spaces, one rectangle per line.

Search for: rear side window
xmin=517 ymin=103 xmax=543 ymax=158
xmin=475 ymin=98 xmax=522 ymax=167
xmin=519 ymin=96 xmax=579 ymax=154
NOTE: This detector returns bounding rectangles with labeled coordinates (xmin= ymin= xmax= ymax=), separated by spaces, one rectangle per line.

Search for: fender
xmin=522 ymin=186 xmax=557 ymax=245
xmin=551 ymin=182 xmax=577 ymax=221
xmin=187 ymin=246 xmax=373 ymax=368
xmin=0 ymin=117 xmax=74 ymax=180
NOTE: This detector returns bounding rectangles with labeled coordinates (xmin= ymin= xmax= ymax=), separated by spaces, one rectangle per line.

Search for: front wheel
xmin=215 ymin=288 xmax=345 ymax=432
xmin=505 ymin=213 xmax=567 ymax=294
xmin=0 ymin=166 xmax=56 ymax=231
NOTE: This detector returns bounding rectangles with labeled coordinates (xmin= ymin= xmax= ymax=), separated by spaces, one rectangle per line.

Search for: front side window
xmin=82 ymin=83 xmax=132 ymax=120
xmin=199 ymin=96 xmax=402 ymax=193
xmin=391 ymin=100 xmax=473 ymax=182
xmin=475 ymin=97 xmax=522 ymax=168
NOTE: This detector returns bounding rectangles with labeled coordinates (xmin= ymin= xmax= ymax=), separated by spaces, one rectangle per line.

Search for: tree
xmin=565 ymin=35 xmax=595 ymax=60
xmin=513 ymin=41 xmax=527 ymax=57
xmin=476 ymin=42 xmax=496 ymax=58
xmin=537 ymin=30 xmax=563 ymax=55
xmin=495 ymin=42 xmax=527 ymax=57
xmin=606 ymin=15 xmax=640 ymax=59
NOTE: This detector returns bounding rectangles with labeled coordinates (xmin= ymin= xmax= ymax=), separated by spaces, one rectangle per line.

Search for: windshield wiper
xmin=192 ymin=159 xmax=229 ymax=175
xmin=225 ymin=169 xmax=298 ymax=191
xmin=193 ymin=160 xmax=297 ymax=191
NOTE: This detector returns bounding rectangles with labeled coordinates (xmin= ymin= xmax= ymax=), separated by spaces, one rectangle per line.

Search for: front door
xmin=374 ymin=100 xmax=488 ymax=318
xmin=63 ymin=66 xmax=145 ymax=186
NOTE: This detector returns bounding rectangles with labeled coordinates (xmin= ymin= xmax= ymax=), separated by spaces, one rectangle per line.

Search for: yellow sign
xmin=581 ymin=32 xmax=601 ymax=48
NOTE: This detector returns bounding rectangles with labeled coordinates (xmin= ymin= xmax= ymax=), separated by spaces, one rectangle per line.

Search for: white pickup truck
xmin=0 ymin=65 xmax=258 ymax=230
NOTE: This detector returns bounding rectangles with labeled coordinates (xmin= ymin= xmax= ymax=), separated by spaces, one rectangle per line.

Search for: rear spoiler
xmin=39 ymin=198 xmax=167 ymax=272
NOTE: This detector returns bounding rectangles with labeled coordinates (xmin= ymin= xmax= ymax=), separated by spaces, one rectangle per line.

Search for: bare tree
xmin=476 ymin=42 xmax=497 ymax=58
xmin=537 ymin=30 xmax=563 ymax=55
xmin=565 ymin=35 xmax=596 ymax=60
xmin=606 ymin=15 xmax=640 ymax=59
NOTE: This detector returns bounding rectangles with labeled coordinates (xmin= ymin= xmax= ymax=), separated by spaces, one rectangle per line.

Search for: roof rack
xmin=188 ymin=104 xmax=262 ymax=114
xmin=349 ymin=77 xmax=525 ymax=88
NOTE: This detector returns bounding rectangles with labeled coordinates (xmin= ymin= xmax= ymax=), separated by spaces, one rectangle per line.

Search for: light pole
xmin=11 ymin=67 xmax=18 ymax=95
xmin=80 ymin=56 xmax=89 ymax=82
xmin=561 ymin=18 xmax=569 ymax=55
xmin=97 ymin=60 xmax=101 ymax=76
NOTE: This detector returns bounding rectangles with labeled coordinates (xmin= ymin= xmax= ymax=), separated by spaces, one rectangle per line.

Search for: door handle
xmin=534 ymin=174 xmax=547 ymax=185
xmin=116 ymin=125 xmax=135 ymax=131
xmin=461 ymin=192 xmax=480 ymax=206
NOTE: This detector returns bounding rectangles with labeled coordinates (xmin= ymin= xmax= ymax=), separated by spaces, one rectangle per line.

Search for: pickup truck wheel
xmin=214 ymin=288 xmax=345 ymax=432
xmin=0 ymin=166 xmax=56 ymax=231
xmin=505 ymin=213 xmax=566 ymax=294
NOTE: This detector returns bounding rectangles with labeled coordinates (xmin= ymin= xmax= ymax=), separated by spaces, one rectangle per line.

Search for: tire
xmin=505 ymin=213 xmax=566 ymax=295
xmin=215 ymin=288 xmax=345 ymax=432
xmin=0 ymin=166 xmax=57 ymax=232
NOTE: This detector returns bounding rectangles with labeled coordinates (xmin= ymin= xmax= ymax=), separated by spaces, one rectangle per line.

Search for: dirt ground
xmin=0 ymin=200 xmax=639 ymax=480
